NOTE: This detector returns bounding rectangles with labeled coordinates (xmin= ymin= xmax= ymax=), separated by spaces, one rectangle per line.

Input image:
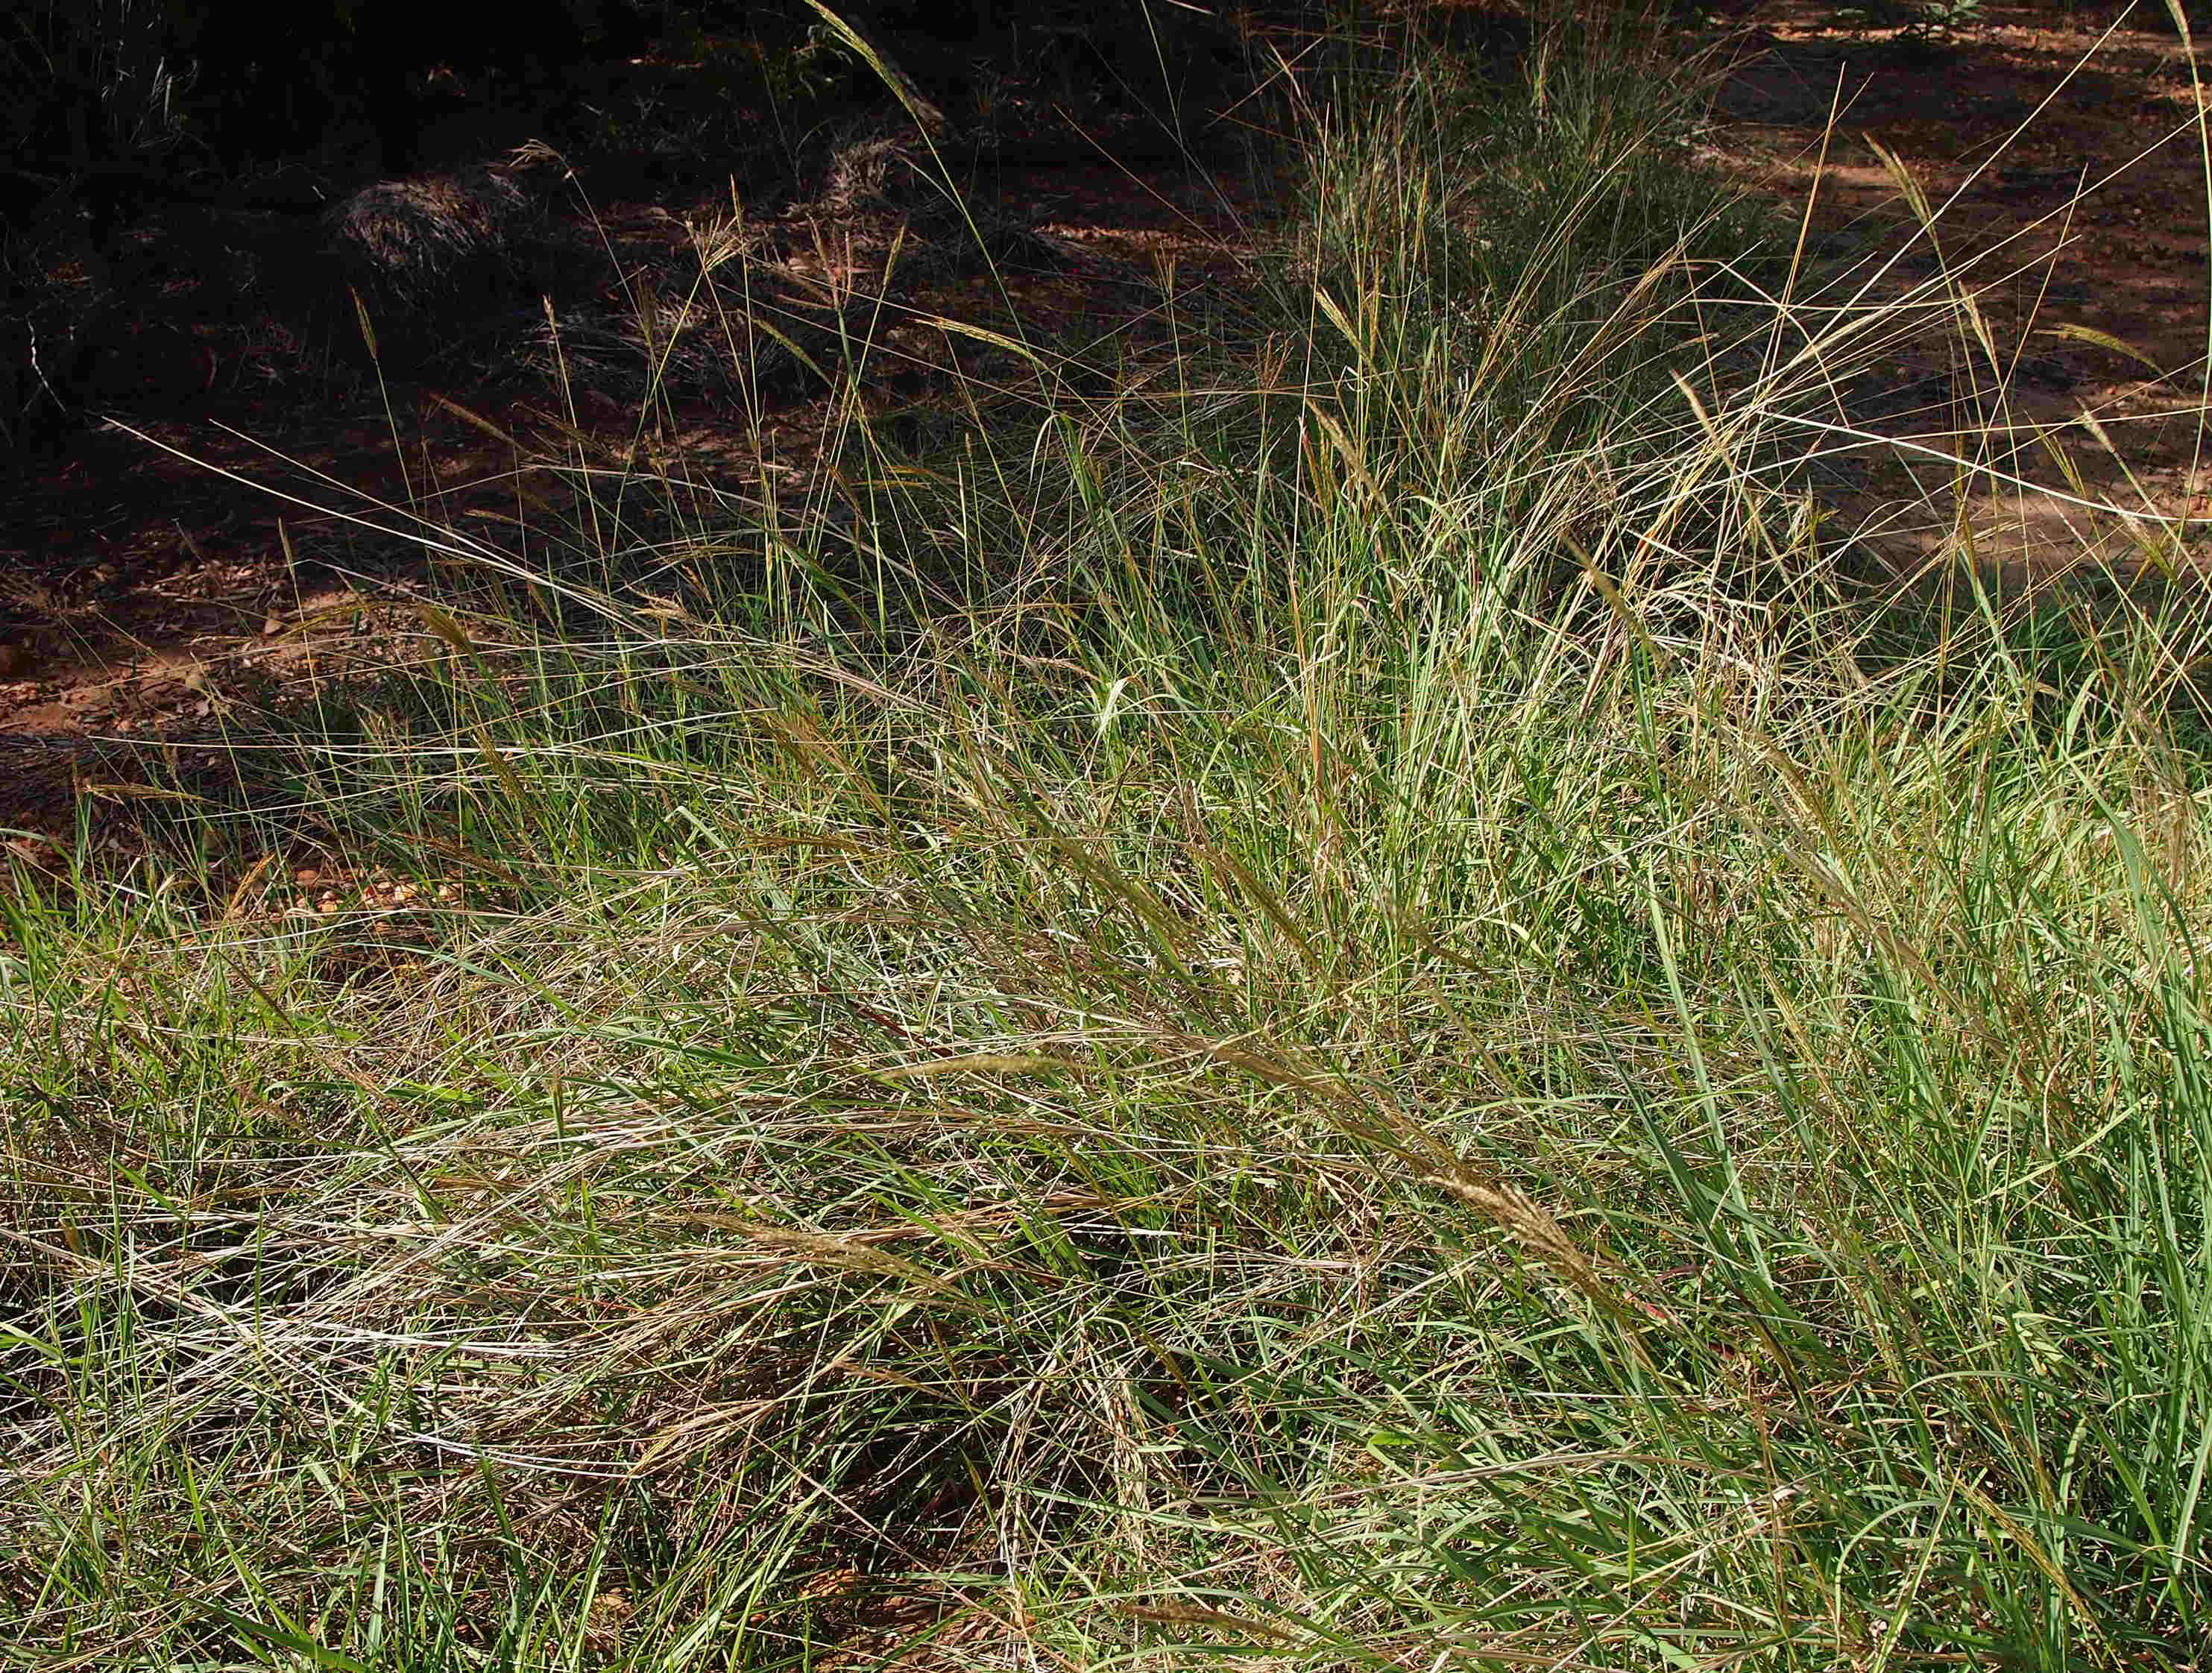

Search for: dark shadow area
xmin=0 ymin=0 xmax=1311 ymax=854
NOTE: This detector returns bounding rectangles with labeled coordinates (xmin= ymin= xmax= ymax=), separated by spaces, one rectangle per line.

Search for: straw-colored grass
xmin=7 ymin=8 xmax=2211 ymax=1669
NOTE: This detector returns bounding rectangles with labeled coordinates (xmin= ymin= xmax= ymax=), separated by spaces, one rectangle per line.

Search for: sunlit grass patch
xmin=6 ymin=6 xmax=2212 ymax=1670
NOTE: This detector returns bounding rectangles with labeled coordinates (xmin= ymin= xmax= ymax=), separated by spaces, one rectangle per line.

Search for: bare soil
xmin=5 ymin=3 xmax=2206 ymax=863
xmin=1709 ymin=1 xmax=2212 ymax=576
xmin=0 ymin=34 xmax=1267 ymax=862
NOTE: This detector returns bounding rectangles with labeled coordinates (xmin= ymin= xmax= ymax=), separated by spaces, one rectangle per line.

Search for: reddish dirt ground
xmin=0 ymin=104 xmax=1262 ymax=860
xmin=1710 ymin=0 xmax=2212 ymax=576
xmin=4 ymin=3 xmax=2207 ymax=863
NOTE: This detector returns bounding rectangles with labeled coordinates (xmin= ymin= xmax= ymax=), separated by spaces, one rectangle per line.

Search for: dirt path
xmin=1710 ymin=1 xmax=2212 ymax=579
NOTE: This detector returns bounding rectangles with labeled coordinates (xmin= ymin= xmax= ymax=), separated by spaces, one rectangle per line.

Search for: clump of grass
xmin=7 ymin=6 xmax=2212 ymax=1671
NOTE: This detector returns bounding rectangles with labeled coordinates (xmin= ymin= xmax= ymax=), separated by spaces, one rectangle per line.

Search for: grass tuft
xmin=7 ymin=7 xmax=2212 ymax=1669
